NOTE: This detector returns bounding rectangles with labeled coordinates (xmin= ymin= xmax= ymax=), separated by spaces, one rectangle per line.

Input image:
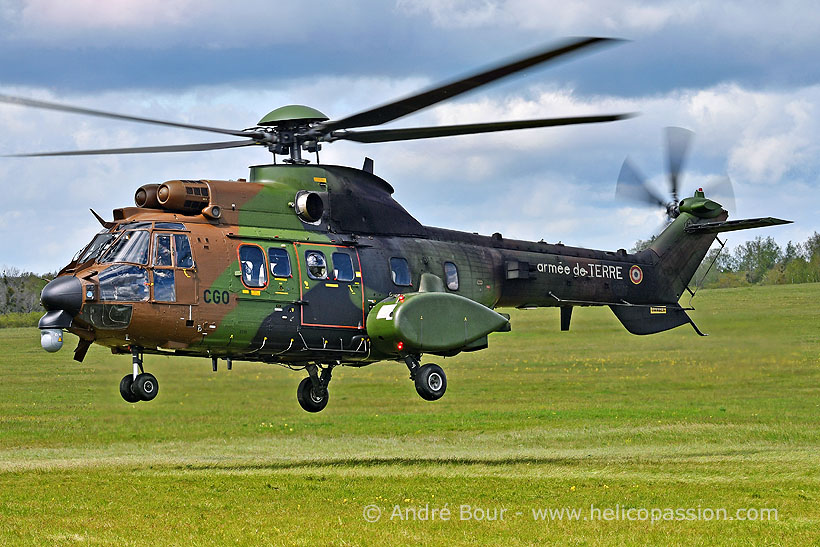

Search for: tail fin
xmin=647 ymin=211 xmax=728 ymax=303
xmin=648 ymin=213 xmax=792 ymax=301
xmin=610 ymin=206 xmax=790 ymax=335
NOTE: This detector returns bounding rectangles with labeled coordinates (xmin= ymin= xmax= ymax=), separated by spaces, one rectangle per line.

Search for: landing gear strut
xmin=297 ymin=363 xmax=334 ymax=413
xmin=404 ymin=355 xmax=447 ymax=401
xmin=120 ymin=347 xmax=159 ymax=403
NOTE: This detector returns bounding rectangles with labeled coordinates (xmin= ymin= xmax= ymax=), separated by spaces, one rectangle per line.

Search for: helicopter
xmin=5 ymin=37 xmax=790 ymax=412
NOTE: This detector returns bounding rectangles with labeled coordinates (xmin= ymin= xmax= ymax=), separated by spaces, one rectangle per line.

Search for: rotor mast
xmin=255 ymin=105 xmax=328 ymax=165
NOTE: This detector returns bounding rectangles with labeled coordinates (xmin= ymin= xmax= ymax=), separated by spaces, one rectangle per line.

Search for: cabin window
xmin=174 ymin=234 xmax=194 ymax=268
xmin=332 ymin=252 xmax=355 ymax=282
xmin=154 ymin=234 xmax=173 ymax=267
xmin=239 ymin=244 xmax=267 ymax=288
xmin=306 ymin=251 xmax=327 ymax=280
xmin=390 ymin=257 xmax=411 ymax=286
xmin=99 ymin=264 xmax=149 ymax=302
xmin=153 ymin=269 xmax=176 ymax=302
xmin=100 ymin=230 xmax=150 ymax=265
xmin=444 ymin=261 xmax=459 ymax=291
xmin=268 ymin=248 xmax=292 ymax=278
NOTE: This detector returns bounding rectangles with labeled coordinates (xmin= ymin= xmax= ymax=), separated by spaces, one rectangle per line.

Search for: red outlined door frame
xmin=293 ymin=242 xmax=365 ymax=329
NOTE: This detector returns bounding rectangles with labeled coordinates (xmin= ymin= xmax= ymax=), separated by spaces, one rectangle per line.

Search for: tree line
xmin=0 ymin=267 xmax=50 ymax=315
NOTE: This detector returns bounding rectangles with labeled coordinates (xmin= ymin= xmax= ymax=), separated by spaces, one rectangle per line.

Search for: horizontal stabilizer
xmin=684 ymin=217 xmax=791 ymax=235
xmin=610 ymin=304 xmax=692 ymax=335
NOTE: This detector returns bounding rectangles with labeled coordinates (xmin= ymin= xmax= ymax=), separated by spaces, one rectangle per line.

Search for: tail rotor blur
xmin=616 ymin=127 xmax=735 ymax=223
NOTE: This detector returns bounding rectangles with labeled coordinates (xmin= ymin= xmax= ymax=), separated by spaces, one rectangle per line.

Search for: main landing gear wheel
xmin=415 ymin=363 xmax=447 ymax=401
xmin=296 ymin=364 xmax=334 ymax=413
xmin=132 ymin=373 xmax=159 ymax=401
xmin=121 ymin=347 xmax=159 ymax=403
xmin=297 ymin=377 xmax=329 ymax=413
xmin=119 ymin=374 xmax=139 ymax=403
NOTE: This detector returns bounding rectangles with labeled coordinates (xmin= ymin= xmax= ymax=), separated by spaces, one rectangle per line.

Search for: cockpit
xmin=67 ymin=221 xmax=194 ymax=304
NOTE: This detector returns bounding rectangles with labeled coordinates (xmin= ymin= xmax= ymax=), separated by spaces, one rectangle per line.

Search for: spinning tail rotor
xmin=616 ymin=127 xmax=735 ymax=221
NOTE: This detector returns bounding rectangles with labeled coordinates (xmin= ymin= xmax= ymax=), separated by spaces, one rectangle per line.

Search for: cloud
xmin=1 ymin=0 xmax=396 ymax=49
xmin=18 ymin=0 xmax=195 ymax=32
xmin=396 ymin=0 xmax=502 ymax=28
xmin=398 ymin=0 xmax=697 ymax=33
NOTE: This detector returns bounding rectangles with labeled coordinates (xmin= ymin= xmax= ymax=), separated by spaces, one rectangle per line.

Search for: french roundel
xmin=629 ymin=265 xmax=643 ymax=285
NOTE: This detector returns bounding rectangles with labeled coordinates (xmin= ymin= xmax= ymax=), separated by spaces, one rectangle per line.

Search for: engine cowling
xmin=156 ymin=180 xmax=211 ymax=213
xmin=134 ymin=183 xmax=160 ymax=208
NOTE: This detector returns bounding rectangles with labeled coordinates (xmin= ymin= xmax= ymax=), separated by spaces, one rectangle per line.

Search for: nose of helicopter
xmin=38 ymin=277 xmax=83 ymax=351
xmin=41 ymin=276 xmax=83 ymax=314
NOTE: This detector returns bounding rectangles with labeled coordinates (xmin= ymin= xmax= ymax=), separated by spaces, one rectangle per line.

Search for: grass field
xmin=1 ymin=284 xmax=819 ymax=545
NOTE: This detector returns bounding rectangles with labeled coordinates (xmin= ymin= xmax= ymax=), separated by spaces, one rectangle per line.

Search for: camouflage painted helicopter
xmin=6 ymin=37 xmax=789 ymax=412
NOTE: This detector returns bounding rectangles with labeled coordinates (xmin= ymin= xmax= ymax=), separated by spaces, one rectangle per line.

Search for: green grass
xmin=1 ymin=284 xmax=819 ymax=545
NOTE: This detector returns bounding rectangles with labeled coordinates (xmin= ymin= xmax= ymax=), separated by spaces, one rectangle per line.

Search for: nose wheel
xmin=120 ymin=348 xmax=159 ymax=403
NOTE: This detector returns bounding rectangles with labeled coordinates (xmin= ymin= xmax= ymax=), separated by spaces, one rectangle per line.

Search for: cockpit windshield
xmin=72 ymin=230 xmax=116 ymax=264
xmin=99 ymin=230 xmax=150 ymax=265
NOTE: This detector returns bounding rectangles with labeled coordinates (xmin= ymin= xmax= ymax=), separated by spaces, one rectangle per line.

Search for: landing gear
xmin=120 ymin=347 xmax=159 ymax=403
xmin=119 ymin=374 xmax=139 ymax=403
xmin=297 ymin=364 xmax=333 ymax=413
xmin=404 ymin=355 xmax=447 ymax=401
xmin=415 ymin=364 xmax=447 ymax=400
xmin=133 ymin=373 xmax=159 ymax=401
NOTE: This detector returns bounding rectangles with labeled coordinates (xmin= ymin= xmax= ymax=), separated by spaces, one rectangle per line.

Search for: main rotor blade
xmin=331 ymin=113 xmax=635 ymax=143
xmin=318 ymin=37 xmax=622 ymax=133
xmin=616 ymin=157 xmax=668 ymax=208
xmin=0 ymin=94 xmax=262 ymax=138
xmin=665 ymin=126 xmax=693 ymax=203
xmin=4 ymin=139 xmax=259 ymax=157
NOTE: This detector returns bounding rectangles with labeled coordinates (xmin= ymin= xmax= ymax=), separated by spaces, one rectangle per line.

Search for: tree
xmin=629 ymin=235 xmax=657 ymax=253
xmin=0 ymin=266 xmax=46 ymax=314
xmin=802 ymin=232 xmax=820 ymax=262
xmin=732 ymin=236 xmax=782 ymax=284
xmin=783 ymin=241 xmax=801 ymax=263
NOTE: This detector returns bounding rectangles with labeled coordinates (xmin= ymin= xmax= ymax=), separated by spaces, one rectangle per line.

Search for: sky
xmin=0 ymin=0 xmax=818 ymax=273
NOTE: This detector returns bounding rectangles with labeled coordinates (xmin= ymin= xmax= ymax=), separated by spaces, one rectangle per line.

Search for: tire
xmin=415 ymin=363 xmax=447 ymax=401
xmin=132 ymin=373 xmax=159 ymax=402
xmin=297 ymin=377 xmax=328 ymax=413
xmin=119 ymin=374 xmax=140 ymax=403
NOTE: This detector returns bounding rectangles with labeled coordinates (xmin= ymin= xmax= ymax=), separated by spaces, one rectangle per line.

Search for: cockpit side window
xmin=174 ymin=235 xmax=194 ymax=268
xmin=153 ymin=269 xmax=176 ymax=302
xmin=100 ymin=230 xmax=150 ymax=265
xmin=154 ymin=234 xmax=173 ymax=267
